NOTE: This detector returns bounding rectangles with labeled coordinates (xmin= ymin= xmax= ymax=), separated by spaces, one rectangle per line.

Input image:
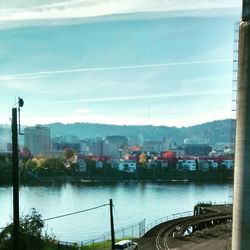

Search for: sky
xmin=0 ymin=0 xmax=242 ymax=127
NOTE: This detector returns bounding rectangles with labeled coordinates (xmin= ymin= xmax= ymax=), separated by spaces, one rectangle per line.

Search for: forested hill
xmin=0 ymin=119 xmax=234 ymax=145
xmin=47 ymin=119 xmax=234 ymax=144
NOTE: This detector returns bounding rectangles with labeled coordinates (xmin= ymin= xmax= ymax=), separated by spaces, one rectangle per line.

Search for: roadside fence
xmin=79 ymin=219 xmax=146 ymax=248
xmin=145 ymin=210 xmax=193 ymax=234
xmin=58 ymin=210 xmax=194 ymax=249
xmin=57 ymin=241 xmax=78 ymax=249
xmin=57 ymin=203 xmax=232 ymax=249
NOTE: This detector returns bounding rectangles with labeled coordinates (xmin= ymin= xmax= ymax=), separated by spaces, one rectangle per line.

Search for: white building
xmin=184 ymin=160 xmax=196 ymax=171
xmin=143 ymin=140 xmax=163 ymax=152
xmin=103 ymin=142 xmax=119 ymax=158
xmin=80 ymin=140 xmax=90 ymax=154
xmin=207 ymin=160 xmax=218 ymax=169
xmin=96 ymin=161 xmax=103 ymax=169
xmin=222 ymin=160 xmax=234 ymax=169
xmin=177 ymin=159 xmax=196 ymax=171
xmin=118 ymin=161 xmax=137 ymax=173
xmin=129 ymin=136 xmax=143 ymax=146
xmin=77 ymin=157 xmax=86 ymax=172
xmin=89 ymin=140 xmax=104 ymax=156
xmin=24 ymin=125 xmax=51 ymax=156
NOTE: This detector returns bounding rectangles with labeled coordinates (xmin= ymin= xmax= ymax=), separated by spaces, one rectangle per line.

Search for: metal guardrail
xmin=145 ymin=211 xmax=193 ymax=234
xmin=144 ymin=201 xmax=232 ymax=234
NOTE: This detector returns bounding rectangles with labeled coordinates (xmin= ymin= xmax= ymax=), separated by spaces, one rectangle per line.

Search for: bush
xmin=0 ymin=208 xmax=55 ymax=250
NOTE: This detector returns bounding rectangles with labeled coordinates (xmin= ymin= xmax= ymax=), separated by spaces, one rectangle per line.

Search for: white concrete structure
xmin=232 ymin=2 xmax=250 ymax=248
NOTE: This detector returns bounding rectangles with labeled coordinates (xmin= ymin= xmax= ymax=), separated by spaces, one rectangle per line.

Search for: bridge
xmin=138 ymin=205 xmax=232 ymax=250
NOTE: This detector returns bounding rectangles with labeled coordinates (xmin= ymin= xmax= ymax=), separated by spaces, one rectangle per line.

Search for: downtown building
xmin=24 ymin=125 xmax=51 ymax=156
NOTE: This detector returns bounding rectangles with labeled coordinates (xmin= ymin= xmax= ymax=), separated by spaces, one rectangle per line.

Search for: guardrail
xmin=145 ymin=210 xmax=193 ymax=234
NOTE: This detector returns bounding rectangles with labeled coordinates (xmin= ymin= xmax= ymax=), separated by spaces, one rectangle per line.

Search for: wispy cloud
xmin=52 ymin=90 xmax=231 ymax=104
xmin=0 ymin=0 xmax=241 ymax=21
xmin=0 ymin=59 xmax=231 ymax=81
xmin=74 ymin=108 xmax=92 ymax=114
xmin=0 ymin=82 xmax=56 ymax=94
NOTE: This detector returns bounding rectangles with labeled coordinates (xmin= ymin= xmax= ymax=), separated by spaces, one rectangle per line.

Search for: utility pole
xmin=12 ymin=107 xmax=19 ymax=250
xmin=11 ymin=97 xmax=24 ymax=250
xmin=110 ymin=199 xmax=115 ymax=250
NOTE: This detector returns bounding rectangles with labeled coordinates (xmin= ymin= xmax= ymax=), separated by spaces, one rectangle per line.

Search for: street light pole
xmin=12 ymin=107 xmax=19 ymax=250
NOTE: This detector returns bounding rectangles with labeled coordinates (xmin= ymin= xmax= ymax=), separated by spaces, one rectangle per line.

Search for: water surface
xmin=0 ymin=181 xmax=232 ymax=242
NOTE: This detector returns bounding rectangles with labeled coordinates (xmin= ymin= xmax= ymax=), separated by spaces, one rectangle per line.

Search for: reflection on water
xmin=0 ymin=181 xmax=232 ymax=242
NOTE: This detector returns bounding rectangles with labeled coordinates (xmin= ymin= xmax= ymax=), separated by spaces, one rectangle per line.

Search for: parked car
xmin=114 ymin=239 xmax=138 ymax=250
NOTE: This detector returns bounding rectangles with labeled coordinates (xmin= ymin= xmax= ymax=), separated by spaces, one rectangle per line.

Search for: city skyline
xmin=0 ymin=1 xmax=242 ymax=127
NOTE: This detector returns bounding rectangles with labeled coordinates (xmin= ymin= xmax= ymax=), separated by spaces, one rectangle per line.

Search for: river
xmin=0 ymin=181 xmax=232 ymax=243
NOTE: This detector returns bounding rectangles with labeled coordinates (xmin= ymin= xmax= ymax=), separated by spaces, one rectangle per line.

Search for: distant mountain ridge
xmin=46 ymin=119 xmax=234 ymax=145
xmin=0 ymin=119 xmax=234 ymax=145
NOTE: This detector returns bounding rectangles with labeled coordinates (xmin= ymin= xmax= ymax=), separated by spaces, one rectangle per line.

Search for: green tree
xmin=0 ymin=157 xmax=12 ymax=184
xmin=25 ymin=159 xmax=38 ymax=171
xmin=44 ymin=157 xmax=64 ymax=174
xmin=0 ymin=208 xmax=55 ymax=250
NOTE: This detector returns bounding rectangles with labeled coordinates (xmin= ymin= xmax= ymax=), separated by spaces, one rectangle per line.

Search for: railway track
xmin=146 ymin=213 xmax=232 ymax=250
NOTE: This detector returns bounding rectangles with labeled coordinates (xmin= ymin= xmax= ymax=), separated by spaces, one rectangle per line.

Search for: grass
xmin=80 ymin=240 xmax=111 ymax=250
xmin=43 ymin=238 xmax=138 ymax=250
xmin=0 ymin=239 xmax=138 ymax=250
xmin=79 ymin=238 xmax=138 ymax=250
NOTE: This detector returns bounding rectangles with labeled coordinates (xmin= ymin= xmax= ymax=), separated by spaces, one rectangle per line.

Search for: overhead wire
xmin=42 ymin=203 xmax=109 ymax=221
xmin=0 ymin=203 xmax=110 ymax=229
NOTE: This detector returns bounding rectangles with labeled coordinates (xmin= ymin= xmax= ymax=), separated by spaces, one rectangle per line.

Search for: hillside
xmin=47 ymin=119 xmax=233 ymax=144
xmin=0 ymin=119 xmax=234 ymax=145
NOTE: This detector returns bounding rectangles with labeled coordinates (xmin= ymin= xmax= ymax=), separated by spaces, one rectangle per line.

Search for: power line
xmin=42 ymin=203 xmax=109 ymax=221
xmin=0 ymin=203 xmax=110 ymax=230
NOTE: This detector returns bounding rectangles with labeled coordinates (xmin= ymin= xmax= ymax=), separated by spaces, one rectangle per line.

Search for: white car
xmin=114 ymin=239 xmax=138 ymax=250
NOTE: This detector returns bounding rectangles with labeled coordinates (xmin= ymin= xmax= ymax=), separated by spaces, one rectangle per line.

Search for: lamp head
xmin=18 ymin=97 xmax=24 ymax=108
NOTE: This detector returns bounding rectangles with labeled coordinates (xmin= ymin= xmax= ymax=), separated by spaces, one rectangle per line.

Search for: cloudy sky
xmin=0 ymin=0 xmax=242 ymax=127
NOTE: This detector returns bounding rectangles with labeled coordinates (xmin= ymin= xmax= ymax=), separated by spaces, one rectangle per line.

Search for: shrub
xmin=0 ymin=208 xmax=55 ymax=250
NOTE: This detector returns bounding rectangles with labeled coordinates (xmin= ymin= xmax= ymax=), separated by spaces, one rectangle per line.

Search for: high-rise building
xmin=129 ymin=136 xmax=143 ymax=146
xmin=24 ymin=125 xmax=51 ymax=155
xmin=143 ymin=140 xmax=163 ymax=152
xmin=89 ymin=139 xmax=104 ymax=156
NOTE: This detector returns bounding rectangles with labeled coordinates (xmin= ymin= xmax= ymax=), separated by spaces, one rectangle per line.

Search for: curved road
xmin=138 ymin=213 xmax=232 ymax=250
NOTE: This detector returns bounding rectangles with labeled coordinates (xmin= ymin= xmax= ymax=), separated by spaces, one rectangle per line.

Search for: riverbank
xmin=0 ymin=169 xmax=233 ymax=185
